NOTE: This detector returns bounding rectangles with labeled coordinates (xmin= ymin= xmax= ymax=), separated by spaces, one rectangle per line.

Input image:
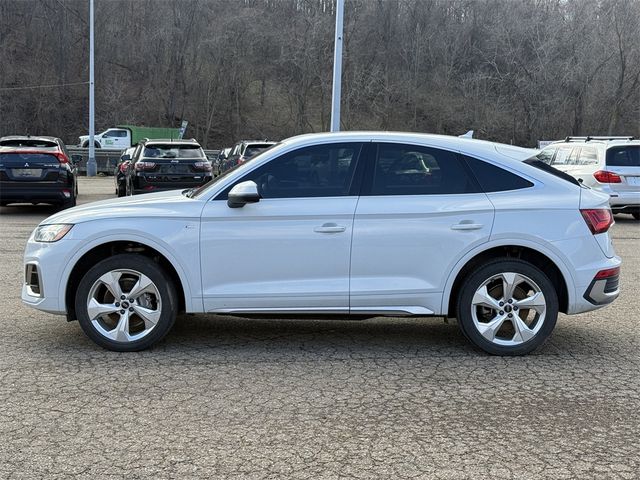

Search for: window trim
xmin=360 ymin=142 xmax=482 ymax=197
xmin=213 ymin=142 xmax=367 ymax=201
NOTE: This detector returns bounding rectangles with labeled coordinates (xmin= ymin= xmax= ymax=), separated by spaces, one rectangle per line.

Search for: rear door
xmin=0 ymin=152 xmax=61 ymax=183
xmin=349 ymin=142 xmax=494 ymax=315
xmin=606 ymin=145 xmax=640 ymax=194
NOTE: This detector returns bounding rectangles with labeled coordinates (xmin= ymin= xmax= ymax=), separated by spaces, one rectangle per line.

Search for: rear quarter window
xmin=462 ymin=155 xmax=533 ymax=192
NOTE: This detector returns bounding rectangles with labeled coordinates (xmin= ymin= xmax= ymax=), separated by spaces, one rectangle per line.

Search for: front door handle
xmin=451 ymin=222 xmax=484 ymax=231
xmin=314 ymin=223 xmax=346 ymax=234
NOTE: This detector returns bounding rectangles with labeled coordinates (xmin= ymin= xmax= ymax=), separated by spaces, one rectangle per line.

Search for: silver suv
xmin=540 ymin=136 xmax=640 ymax=220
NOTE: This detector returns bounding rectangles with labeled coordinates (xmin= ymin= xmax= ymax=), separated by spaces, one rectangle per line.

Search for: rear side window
xmin=462 ymin=155 xmax=533 ymax=192
xmin=607 ymin=146 xmax=640 ymax=167
xmin=578 ymin=147 xmax=599 ymax=165
xmin=551 ymin=146 xmax=572 ymax=165
xmin=368 ymin=143 xmax=480 ymax=195
xmin=537 ymin=149 xmax=555 ymax=164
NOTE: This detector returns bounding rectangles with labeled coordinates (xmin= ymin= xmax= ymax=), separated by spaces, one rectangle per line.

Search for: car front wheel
xmin=75 ymin=254 xmax=177 ymax=351
xmin=456 ymin=258 xmax=558 ymax=356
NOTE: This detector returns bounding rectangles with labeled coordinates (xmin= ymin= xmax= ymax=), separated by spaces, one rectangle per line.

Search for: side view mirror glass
xmin=227 ymin=180 xmax=260 ymax=208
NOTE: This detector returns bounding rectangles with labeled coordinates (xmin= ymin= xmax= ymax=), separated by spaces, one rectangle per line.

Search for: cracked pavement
xmin=0 ymin=177 xmax=638 ymax=479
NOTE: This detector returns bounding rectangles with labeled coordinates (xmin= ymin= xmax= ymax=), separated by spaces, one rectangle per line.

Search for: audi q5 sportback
xmin=22 ymin=132 xmax=621 ymax=355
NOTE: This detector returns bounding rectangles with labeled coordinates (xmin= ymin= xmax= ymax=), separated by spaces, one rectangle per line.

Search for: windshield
xmin=189 ymin=142 xmax=282 ymax=198
xmin=143 ymin=144 xmax=205 ymax=159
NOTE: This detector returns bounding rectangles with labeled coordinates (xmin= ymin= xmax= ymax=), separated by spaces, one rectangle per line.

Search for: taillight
xmin=580 ymin=208 xmax=614 ymax=234
xmin=135 ymin=161 xmax=156 ymax=171
xmin=119 ymin=161 xmax=129 ymax=173
xmin=594 ymin=267 xmax=620 ymax=279
xmin=593 ymin=170 xmax=621 ymax=183
xmin=55 ymin=152 xmax=69 ymax=164
xmin=237 ymin=156 xmax=246 ymax=165
xmin=194 ymin=161 xmax=212 ymax=172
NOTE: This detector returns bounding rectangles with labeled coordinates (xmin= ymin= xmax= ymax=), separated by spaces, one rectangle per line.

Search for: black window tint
xmin=463 ymin=155 xmax=533 ymax=192
xmin=606 ymin=146 xmax=640 ymax=167
xmin=224 ymin=143 xmax=361 ymax=199
xmin=578 ymin=147 xmax=599 ymax=165
xmin=370 ymin=144 xmax=480 ymax=195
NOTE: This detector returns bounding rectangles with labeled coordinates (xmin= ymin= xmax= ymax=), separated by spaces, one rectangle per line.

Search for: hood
xmin=40 ymin=190 xmax=203 ymax=225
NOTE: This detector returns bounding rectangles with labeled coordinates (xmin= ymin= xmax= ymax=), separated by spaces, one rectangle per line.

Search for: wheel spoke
xmin=133 ymin=305 xmax=161 ymax=329
xmin=512 ymin=314 xmax=536 ymax=343
xmin=476 ymin=314 xmax=507 ymax=342
xmin=109 ymin=311 xmax=130 ymax=342
xmin=501 ymin=272 xmax=524 ymax=300
xmin=472 ymin=285 xmax=501 ymax=310
xmin=127 ymin=274 xmax=155 ymax=299
xmin=87 ymin=298 xmax=119 ymax=320
xmin=99 ymin=271 xmax=124 ymax=300
xmin=514 ymin=292 xmax=546 ymax=313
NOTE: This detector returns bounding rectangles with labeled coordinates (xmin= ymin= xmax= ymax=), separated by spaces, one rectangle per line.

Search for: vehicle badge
xmin=24 ymin=162 xmax=30 ymax=167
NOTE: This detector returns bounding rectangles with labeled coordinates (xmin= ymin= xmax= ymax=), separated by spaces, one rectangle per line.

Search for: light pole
xmin=87 ymin=0 xmax=97 ymax=176
xmin=330 ymin=0 xmax=344 ymax=132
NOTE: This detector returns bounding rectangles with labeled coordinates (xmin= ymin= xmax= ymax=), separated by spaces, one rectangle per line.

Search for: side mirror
xmin=71 ymin=154 xmax=83 ymax=164
xmin=227 ymin=180 xmax=260 ymax=208
xmin=121 ymin=154 xmax=131 ymax=161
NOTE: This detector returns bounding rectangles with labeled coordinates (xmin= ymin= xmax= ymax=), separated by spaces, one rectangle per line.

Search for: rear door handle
xmin=314 ymin=223 xmax=346 ymax=234
xmin=451 ymin=222 xmax=484 ymax=231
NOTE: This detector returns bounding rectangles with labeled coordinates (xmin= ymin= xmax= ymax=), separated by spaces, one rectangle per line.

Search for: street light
xmin=330 ymin=0 xmax=344 ymax=132
xmin=87 ymin=0 xmax=96 ymax=176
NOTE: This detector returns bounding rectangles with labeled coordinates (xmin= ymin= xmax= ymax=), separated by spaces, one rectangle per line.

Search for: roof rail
xmin=563 ymin=136 xmax=635 ymax=142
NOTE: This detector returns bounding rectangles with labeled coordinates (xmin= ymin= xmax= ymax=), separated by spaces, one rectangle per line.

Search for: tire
xmin=456 ymin=258 xmax=558 ymax=356
xmin=81 ymin=141 xmax=89 ymax=148
xmin=75 ymin=254 xmax=177 ymax=351
xmin=60 ymin=194 xmax=76 ymax=210
xmin=632 ymin=212 xmax=640 ymax=221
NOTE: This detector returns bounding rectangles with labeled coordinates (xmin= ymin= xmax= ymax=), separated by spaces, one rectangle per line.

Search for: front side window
xmin=369 ymin=143 xmax=479 ymax=195
xmin=223 ymin=143 xmax=362 ymax=199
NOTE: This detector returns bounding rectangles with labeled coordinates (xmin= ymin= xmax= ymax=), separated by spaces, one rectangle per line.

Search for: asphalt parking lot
xmin=0 ymin=177 xmax=638 ymax=479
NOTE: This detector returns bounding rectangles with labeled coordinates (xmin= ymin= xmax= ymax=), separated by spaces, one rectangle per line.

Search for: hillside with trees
xmin=0 ymin=0 xmax=638 ymax=147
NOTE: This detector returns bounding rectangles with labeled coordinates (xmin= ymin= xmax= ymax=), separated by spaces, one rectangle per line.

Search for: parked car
xmin=124 ymin=138 xmax=212 ymax=195
xmin=539 ymin=136 xmax=640 ymax=219
xmin=223 ymin=140 xmax=276 ymax=172
xmin=213 ymin=147 xmax=232 ymax=176
xmin=114 ymin=147 xmax=135 ymax=197
xmin=22 ymin=132 xmax=620 ymax=354
xmin=0 ymin=135 xmax=78 ymax=208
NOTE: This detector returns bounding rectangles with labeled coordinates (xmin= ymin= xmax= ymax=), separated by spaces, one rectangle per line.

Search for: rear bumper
xmin=132 ymin=175 xmax=211 ymax=195
xmin=0 ymin=182 xmax=72 ymax=205
xmin=608 ymin=190 xmax=640 ymax=211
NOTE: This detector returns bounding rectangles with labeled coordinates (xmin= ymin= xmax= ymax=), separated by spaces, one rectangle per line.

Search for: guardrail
xmin=67 ymin=147 xmax=220 ymax=175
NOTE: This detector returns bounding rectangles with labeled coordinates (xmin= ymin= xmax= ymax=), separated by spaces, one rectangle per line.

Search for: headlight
xmin=34 ymin=224 xmax=73 ymax=242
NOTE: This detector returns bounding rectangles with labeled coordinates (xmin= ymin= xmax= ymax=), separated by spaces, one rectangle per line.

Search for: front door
xmin=199 ymin=142 xmax=365 ymax=314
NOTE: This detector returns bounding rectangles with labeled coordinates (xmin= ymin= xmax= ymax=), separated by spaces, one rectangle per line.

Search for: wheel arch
xmin=63 ymin=238 xmax=192 ymax=321
xmin=443 ymin=242 xmax=573 ymax=317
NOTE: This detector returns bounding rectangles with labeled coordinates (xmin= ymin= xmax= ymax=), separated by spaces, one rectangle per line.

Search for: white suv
xmin=539 ymin=136 xmax=640 ymax=220
xmin=22 ymin=132 xmax=621 ymax=355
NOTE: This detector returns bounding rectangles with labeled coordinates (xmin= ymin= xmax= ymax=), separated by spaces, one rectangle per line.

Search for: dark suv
xmin=223 ymin=140 xmax=276 ymax=172
xmin=0 ymin=135 xmax=78 ymax=208
xmin=125 ymin=138 xmax=212 ymax=195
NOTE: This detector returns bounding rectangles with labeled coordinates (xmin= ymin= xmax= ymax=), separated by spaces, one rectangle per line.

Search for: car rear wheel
xmin=75 ymin=254 xmax=177 ymax=351
xmin=456 ymin=258 xmax=558 ymax=356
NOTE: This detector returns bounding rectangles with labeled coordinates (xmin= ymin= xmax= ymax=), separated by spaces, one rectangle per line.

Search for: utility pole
xmin=330 ymin=0 xmax=344 ymax=132
xmin=87 ymin=0 xmax=97 ymax=176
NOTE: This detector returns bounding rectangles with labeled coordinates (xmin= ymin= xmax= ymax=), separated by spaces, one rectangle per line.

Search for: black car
xmin=114 ymin=147 xmax=135 ymax=197
xmin=0 ymin=135 xmax=78 ymax=208
xmin=125 ymin=138 xmax=212 ymax=195
xmin=223 ymin=140 xmax=276 ymax=173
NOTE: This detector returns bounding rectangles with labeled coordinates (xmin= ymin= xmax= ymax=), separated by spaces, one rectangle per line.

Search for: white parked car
xmin=539 ymin=136 xmax=640 ymax=219
xmin=22 ymin=132 xmax=621 ymax=355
